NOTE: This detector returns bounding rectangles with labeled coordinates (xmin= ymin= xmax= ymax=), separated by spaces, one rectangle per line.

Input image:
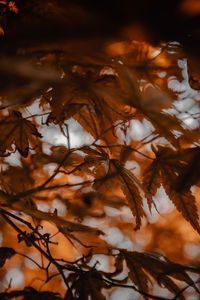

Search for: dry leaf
xmin=0 ymin=111 xmax=42 ymax=157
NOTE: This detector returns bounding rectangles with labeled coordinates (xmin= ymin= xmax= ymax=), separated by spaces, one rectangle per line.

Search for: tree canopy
xmin=0 ymin=1 xmax=200 ymax=299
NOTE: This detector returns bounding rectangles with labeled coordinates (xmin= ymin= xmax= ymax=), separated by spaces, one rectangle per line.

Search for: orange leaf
xmin=110 ymin=159 xmax=146 ymax=230
xmin=0 ymin=111 xmax=42 ymax=157
xmin=143 ymin=145 xmax=200 ymax=233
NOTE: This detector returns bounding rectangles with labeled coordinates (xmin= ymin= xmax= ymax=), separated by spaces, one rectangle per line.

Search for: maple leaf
xmin=174 ymin=147 xmax=200 ymax=192
xmin=110 ymin=159 xmax=145 ymax=230
xmin=65 ymin=270 xmax=109 ymax=300
xmin=143 ymin=145 xmax=200 ymax=233
xmin=139 ymin=85 xmax=196 ymax=149
xmin=11 ymin=201 xmax=104 ymax=236
xmin=114 ymin=252 xmax=149 ymax=300
xmin=115 ymin=250 xmax=200 ymax=300
xmin=0 ymin=111 xmax=42 ymax=157
xmin=31 ymin=146 xmax=83 ymax=173
xmin=80 ymin=146 xmax=109 ymax=179
xmin=105 ymin=62 xmax=195 ymax=148
xmin=0 ymin=247 xmax=16 ymax=267
xmin=94 ymin=159 xmax=150 ymax=230
xmin=46 ymin=72 xmax=129 ymax=140
xmin=0 ymin=163 xmax=34 ymax=194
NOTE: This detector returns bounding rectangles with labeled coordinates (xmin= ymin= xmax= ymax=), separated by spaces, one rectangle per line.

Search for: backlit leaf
xmin=0 ymin=111 xmax=42 ymax=157
xmin=143 ymin=145 xmax=200 ymax=233
xmin=116 ymin=250 xmax=200 ymax=300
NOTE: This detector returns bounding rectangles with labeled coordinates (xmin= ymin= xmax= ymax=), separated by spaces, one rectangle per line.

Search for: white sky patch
xmin=167 ymin=58 xmax=200 ymax=130
xmin=6 ymin=268 xmax=24 ymax=288
xmin=25 ymin=98 xmax=43 ymax=115
xmin=24 ymin=98 xmax=94 ymax=149
xmin=124 ymin=160 xmax=140 ymax=177
xmin=153 ymin=284 xmax=172 ymax=299
xmin=37 ymin=202 xmax=50 ymax=212
xmin=116 ymin=124 xmax=131 ymax=145
xmin=88 ymin=254 xmax=110 ymax=272
xmin=52 ymin=199 xmax=67 ymax=217
xmin=109 ymin=288 xmax=138 ymax=300
xmin=121 ymin=237 xmax=134 ymax=251
xmin=40 ymin=119 xmax=94 ymax=149
xmin=4 ymin=151 xmax=22 ymax=167
xmin=173 ymin=98 xmax=194 ymax=112
xmin=151 ymin=49 xmax=162 ymax=58
xmin=168 ymin=78 xmax=186 ymax=92
xmin=158 ymin=71 xmax=166 ymax=78
xmin=145 ymin=186 xmax=174 ymax=224
xmin=105 ymin=206 xmax=120 ymax=217
xmin=24 ymin=98 xmax=50 ymax=124
xmin=169 ymin=58 xmax=199 ymax=99
xmin=130 ymin=119 xmax=153 ymax=141
xmin=43 ymin=163 xmax=57 ymax=176
xmin=179 ymin=113 xmax=199 ymax=129
xmin=104 ymin=227 xmax=124 ymax=245
xmin=121 ymin=206 xmax=133 ymax=223
xmin=184 ymin=242 xmax=200 ymax=259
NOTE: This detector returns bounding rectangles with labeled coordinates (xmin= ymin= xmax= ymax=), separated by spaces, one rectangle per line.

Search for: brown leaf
xmin=0 ymin=163 xmax=34 ymax=194
xmin=115 ymin=251 xmax=149 ymax=300
xmin=107 ymin=63 xmax=194 ymax=148
xmin=117 ymin=250 xmax=200 ymax=300
xmin=165 ymin=187 xmax=200 ymax=234
xmin=0 ymin=111 xmax=42 ymax=157
xmin=0 ymin=247 xmax=16 ymax=267
xmin=81 ymin=146 xmax=109 ymax=179
xmin=143 ymin=145 xmax=200 ymax=233
xmin=174 ymin=147 xmax=200 ymax=192
xmin=66 ymin=270 xmax=108 ymax=300
xmin=110 ymin=159 xmax=146 ymax=230
xmin=11 ymin=201 xmax=104 ymax=236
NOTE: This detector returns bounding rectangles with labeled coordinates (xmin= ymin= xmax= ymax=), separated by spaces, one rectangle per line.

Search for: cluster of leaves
xmin=0 ymin=1 xmax=200 ymax=300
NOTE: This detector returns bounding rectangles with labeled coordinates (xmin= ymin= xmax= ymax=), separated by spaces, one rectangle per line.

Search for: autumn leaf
xmin=65 ymin=270 xmax=108 ymax=300
xmin=46 ymin=72 xmax=129 ymax=140
xmin=11 ymin=201 xmax=104 ymax=236
xmin=140 ymin=85 xmax=196 ymax=149
xmin=80 ymin=146 xmax=109 ymax=179
xmin=0 ymin=163 xmax=34 ymax=194
xmin=111 ymin=159 xmax=145 ymax=230
xmin=165 ymin=187 xmax=200 ymax=235
xmin=94 ymin=159 xmax=149 ymax=230
xmin=0 ymin=247 xmax=16 ymax=267
xmin=108 ymin=63 xmax=195 ymax=148
xmin=114 ymin=252 xmax=149 ymax=300
xmin=143 ymin=145 xmax=200 ymax=233
xmin=174 ymin=147 xmax=200 ymax=192
xmin=31 ymin=146 xmax=83 ymax=173
xmin=0 ymin=111 xmax=42 ymax=157
xmin=116 ymin=250 xmax=200 ymax=300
